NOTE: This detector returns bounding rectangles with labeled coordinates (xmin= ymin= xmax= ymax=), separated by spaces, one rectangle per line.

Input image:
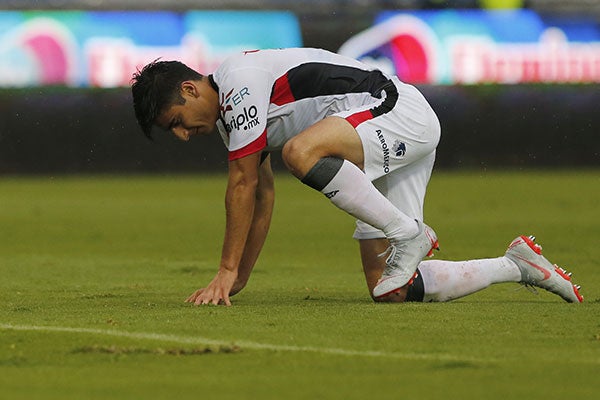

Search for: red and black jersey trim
xmin=271 ymin=62 xmax=389 ymax=105
xmin=228 ymin=128 xmax=267 ymax=161
xmin=270 ymin=62 xmax=398 ymax=127
xmin=208 ymin=74 xmax=219 ymax=92
xmin=346 ymin=80 xmax=398 ymax=128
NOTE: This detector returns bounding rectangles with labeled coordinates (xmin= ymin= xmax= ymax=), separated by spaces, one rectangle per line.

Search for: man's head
xmin=131 ymin=60 xmax=218 ymax=140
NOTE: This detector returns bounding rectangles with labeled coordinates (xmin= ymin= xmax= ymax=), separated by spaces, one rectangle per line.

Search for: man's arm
xmin=186 ymin=150 xmax=266 ymax=306
xmin=230 ymin=154 xmax=274 ymax=296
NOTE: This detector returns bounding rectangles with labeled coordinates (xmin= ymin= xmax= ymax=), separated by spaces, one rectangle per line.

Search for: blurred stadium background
xmin=0 ymin=0 xmax=598 ymax=174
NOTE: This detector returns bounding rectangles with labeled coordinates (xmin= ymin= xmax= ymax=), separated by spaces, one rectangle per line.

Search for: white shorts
xmin=336 ymin=77 xmax=441 ymax=240
xmin=352 ymin=151 xmax=436 ymax=239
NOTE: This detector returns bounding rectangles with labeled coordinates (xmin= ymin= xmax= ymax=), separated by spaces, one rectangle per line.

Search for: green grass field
xmin=1 ymin=170 xmax=599 ymax=399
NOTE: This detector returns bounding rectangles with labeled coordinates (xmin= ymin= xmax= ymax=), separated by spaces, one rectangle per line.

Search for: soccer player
xmin=131 ymin=48 xmax=583 ymax=305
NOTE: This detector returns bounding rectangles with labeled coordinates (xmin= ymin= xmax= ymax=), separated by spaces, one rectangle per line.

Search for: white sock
xmin=321 ymin=160 xmax=418 ymax=240
xmin=418 ymin=256 xmax=521 ymax=302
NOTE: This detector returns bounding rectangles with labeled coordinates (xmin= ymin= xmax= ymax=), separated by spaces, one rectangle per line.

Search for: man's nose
xmin=172 ymin=127 xmax=190 ymax=141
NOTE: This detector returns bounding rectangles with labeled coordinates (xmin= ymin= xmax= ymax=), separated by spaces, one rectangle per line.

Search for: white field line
xmin=1 ymin=323 xmax=491 ymax=363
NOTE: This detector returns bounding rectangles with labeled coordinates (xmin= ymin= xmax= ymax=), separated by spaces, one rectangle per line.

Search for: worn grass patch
xmin=73 ymin=344 xmax=241 ymax=355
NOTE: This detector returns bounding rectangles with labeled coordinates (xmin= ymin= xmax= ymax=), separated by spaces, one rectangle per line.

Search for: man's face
xmin=156 ymin=80 xmax=219 ymax=141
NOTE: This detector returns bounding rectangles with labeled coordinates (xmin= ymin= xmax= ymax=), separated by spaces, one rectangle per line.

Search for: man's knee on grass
xmin=373 ymin=288 xmax=408 ymax=303
xmin=371 ymin=270 xmax=425 ymax=303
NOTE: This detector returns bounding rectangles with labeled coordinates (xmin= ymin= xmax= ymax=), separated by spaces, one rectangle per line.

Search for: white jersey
xmin=210 ymin=48 xmax=441 ymax=241
xmin=210 ymin=47 xmax=393 ymax=160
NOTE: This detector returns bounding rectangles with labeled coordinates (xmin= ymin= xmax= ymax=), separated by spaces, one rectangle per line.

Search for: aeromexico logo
xmin=220 ymin=86 xmax=260 ymax=133
xmin=377 ymin=129 xmax=406 ymax=174
xmin=377 ymin=129 xmax=391 ymax=174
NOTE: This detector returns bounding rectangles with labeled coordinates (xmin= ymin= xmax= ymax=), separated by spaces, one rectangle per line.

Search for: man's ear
xmin=180 ymin=81 xmax=199 ymax=98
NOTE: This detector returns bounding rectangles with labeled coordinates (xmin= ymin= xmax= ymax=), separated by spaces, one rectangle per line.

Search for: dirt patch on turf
xmin=72 ymin=344 xmax=241 ymax=356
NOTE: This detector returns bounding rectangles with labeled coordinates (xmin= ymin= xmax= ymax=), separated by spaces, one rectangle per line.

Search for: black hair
xmin=131 ymin=60 xmax=203 ymax=139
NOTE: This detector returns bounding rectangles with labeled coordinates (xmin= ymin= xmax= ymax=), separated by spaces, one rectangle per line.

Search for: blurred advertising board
xmin=0 ymin=10 xmax=301 ymax=87
xmin=339 ymin=9 xmax=600 ymax=84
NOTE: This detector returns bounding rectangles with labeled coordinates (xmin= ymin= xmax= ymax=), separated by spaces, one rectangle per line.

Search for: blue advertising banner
xmin=0 ymin=10 xmax=302 ymax=87
xmin=339 ymin=9 xmax=600 ymax=84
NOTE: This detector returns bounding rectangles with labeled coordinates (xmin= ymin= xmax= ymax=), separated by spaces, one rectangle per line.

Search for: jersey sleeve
xmin=216 ymin=66 xmax=272 ymax=161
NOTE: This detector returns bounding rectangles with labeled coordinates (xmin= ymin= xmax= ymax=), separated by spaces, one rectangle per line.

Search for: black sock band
xmin=405 ymin=268 xmax=425 ymax=302
xmin=300 ymin=157 xmax=344 ymax=191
